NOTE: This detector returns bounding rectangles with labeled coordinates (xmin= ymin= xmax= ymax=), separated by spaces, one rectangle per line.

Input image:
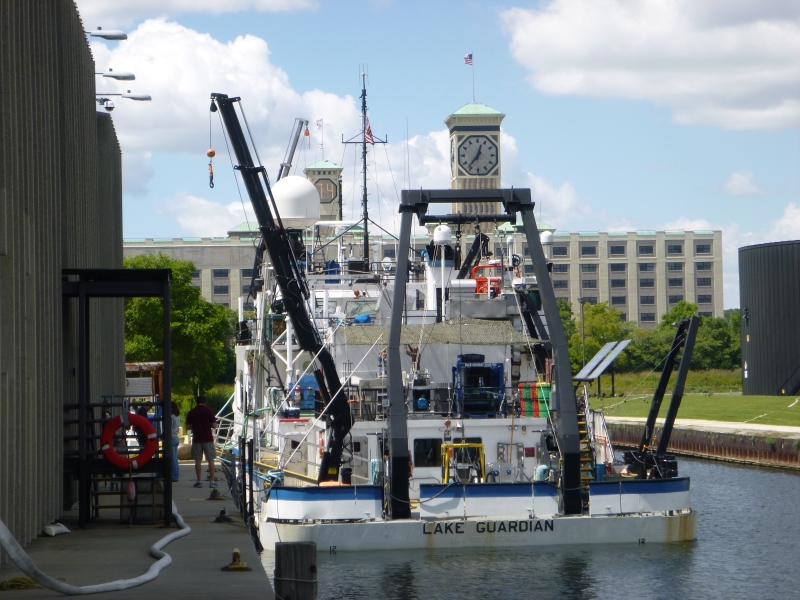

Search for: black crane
xmin=210 ymin=93 xmax=350 ymax=483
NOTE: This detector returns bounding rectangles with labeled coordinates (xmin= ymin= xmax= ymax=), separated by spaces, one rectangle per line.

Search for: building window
xmin=669 ymin=295 xmax=683 ymax=304
xmin=668 ymin=278 xmax=683 ymax=287
xmin=640 ymin=278 xmax=655 ymax=288
xmin=242 ymin=285 xmax=251 ymax=294
xmin=523 ymin=245 xmax=530 ymax=256
xmin=639 ymin=263 xmax=654 ymax=272
xmin=667 ymin=244 xmax=683 ymax=254
xmin=241 ymin=268 xmax=253 ymax=278
xmin=192 ymin=270 xmax=200 ymax=279
xmin=582 ymin=279 xmax=597 ymax=289
xmin=524 ymin=264 xmax=535 ymax=275
xmin=583 ymin=296 xmax=598 ymax=305
xmin=696 ymin=262 xmax=712 ymax=271
xmin=638 ymin=245 xmax=654 ymax=255
xmin=619 ymin=313 xmax=627 ymax=321
xmin=581 ymin=246 xmax=597 ymax=256
xmin=213 ymin=285 xmax=229 ymax=295
xmin=494 ymin=245 xmax=508 ymax=257
xmin=697 ymin=277 xmax=712 ymax=287
xmin=221 ymin=303 xmax=229 ymax=308
xmin=698 ymin=294 xmax=712 ymax=304
xmin=667 ymin=262 xmax=684 ymax=271
xmin=553 ymin=280 xmax=568 ymax=289
xmin=609 ymin=245 xmax=626 ymax=255
xmin=212 ymin=269 xmax=229 ymax=278
xmin=611 ymin=279 xmax=626 ymax=288
xmin=641 ymin=313 xmax=656 ymax=322
xmin=580 ymin=264 xmax=597 ymax=273
xmin=699 ymin=311 xmax=713 ymax=317
xmin=552 ymin=246 xmax=568 ymax=256
xmin=383 ymin=248 xmax=396 ymax=259
xmin=611 ymin=296 xmax=626 ymax=306
xmin=641 ymin=296 xmax=655 ymax=305
xmin=696 ymin=243 xmax=711 ymax=254
xmin=552 ymin=264 xmax=568 ymax=273
xmin=610 ymin=263 xmax=626 ymax=272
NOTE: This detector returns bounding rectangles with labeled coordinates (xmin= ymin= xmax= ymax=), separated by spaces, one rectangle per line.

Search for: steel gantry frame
xmin=386 ymin=189 xmax=583 ymax=518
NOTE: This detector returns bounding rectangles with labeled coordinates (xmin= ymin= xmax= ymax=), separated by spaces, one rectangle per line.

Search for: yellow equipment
xmin=441 ymin=442 xmax=485 ymax=483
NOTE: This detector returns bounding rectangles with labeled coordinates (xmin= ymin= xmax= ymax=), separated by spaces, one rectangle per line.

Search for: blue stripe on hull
xmin=271 ymin=485 xmax=382 ymax=502
xmin=419 ymin=482 xmax=558 ymax=499
xmin=589 ymin=477 xmax=690 ymax=496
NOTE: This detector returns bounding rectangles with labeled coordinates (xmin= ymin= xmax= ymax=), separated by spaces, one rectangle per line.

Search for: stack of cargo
xmin=518 ymin=382 xmax=550 ymax=418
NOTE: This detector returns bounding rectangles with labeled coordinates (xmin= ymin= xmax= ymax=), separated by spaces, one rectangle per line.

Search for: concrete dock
xmin=0 ymin=463 xmax=274 ymax=598
xmin=606 ymin=417 xmax=800 ymax=469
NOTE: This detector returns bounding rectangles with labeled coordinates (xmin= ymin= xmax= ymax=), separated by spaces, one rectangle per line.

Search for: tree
xmin=124 ymin=253 xmax=235 ymax=395
xmin=568 ymin=301 xmax=633 ymax=373
xmin=557 ymin=298 xmax=577 ymax=341
xmin=658 ymin=300 xmax=698 ymax=329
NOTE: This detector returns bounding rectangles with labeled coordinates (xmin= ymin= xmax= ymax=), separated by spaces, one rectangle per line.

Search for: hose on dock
xmin=0 ymin=502 xmax=191 ymax=595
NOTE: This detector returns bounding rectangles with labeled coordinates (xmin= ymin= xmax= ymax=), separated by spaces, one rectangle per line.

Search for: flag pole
xmin=472 ymin=53 xmax=475 ymax=103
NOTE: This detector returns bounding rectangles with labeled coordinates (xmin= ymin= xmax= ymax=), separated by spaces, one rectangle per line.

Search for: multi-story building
xmin=540 ymin=229 xmax=723 ymax=326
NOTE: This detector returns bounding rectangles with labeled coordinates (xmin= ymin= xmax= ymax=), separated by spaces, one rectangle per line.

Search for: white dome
xmin=271 ymin=176 xmax=320 ymax=221
xmin=433 ymin=224 xmax=452 ymax=244
xmin=540 ymin=231 xmax=554 ymax=246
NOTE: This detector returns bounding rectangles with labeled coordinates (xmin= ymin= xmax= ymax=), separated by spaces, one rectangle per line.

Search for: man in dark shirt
xmin=186 ymin=395 xmax=218 ymax=488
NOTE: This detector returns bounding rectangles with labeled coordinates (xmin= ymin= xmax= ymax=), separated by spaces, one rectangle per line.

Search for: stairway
xmin=577 ymin=410 xmax=595 ymax=488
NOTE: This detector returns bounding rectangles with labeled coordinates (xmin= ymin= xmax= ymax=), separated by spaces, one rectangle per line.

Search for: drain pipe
xmin=0 ymin=502 xmax=191 ymax=595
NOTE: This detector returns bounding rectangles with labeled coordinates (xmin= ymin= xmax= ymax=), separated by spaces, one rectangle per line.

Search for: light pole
xmin=580 ymin=298 xmax=586 ymax=368
xmin=95 ymin=91 xmax=151 ymax=112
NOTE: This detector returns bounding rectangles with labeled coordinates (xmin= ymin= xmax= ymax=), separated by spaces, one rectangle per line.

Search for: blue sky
xmin=78 ymin=0 xmax=800 ymax=308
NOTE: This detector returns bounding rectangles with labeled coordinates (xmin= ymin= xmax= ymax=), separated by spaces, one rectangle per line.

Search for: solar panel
xmin=573 ymin=342 xmax=617 ymax=380
xmin=588 ymin=339 xmax=632 ymax=379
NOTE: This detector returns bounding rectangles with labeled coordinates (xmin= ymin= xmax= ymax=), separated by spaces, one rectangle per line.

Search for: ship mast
xmin=343 ymin=68 xmax=385 ymax=273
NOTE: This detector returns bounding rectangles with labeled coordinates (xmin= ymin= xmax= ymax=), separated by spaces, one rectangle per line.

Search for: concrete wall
xmin=0 ymin=1 xmax=124 ymax=563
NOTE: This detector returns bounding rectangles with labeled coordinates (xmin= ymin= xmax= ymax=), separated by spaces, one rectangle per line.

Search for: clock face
xmin=315 ymin=178 xmax=338 ymax=203
xmin=458 ymin=135 xmax=498 ymax=176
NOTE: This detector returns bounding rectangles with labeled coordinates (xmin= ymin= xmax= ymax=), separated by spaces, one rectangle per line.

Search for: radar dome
xmin=433 ymin=224 xmax=452 ymax=244
xmin=271 ymin=176 xmax=320 ymax=224
xmin=540 ymin=231 xmax=553 ymax=246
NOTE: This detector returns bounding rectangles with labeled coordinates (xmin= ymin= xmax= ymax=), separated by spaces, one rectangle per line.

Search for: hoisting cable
xmin=0 ymin=502 xmax=190 ymax=596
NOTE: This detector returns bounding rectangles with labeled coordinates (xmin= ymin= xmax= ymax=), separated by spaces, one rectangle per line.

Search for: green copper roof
xmin=229 ymin=221 xmax=259 ymax=232
xmin=305 ymin=160 xmax=342 ymax=170
xmin=452 ymin=103 xmax=503 ymax=116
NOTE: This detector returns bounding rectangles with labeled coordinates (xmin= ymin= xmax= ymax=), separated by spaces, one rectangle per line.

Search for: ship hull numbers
xmin=423 ymin=519 xmax=554 ymax=535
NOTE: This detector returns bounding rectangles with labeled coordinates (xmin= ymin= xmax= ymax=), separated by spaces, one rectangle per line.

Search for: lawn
xmin=591 ymin=393 xmax=800 ymax=427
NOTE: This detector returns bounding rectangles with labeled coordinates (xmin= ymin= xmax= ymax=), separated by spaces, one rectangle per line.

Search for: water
xmin=261 ymin=459 xmax=800 ymax=599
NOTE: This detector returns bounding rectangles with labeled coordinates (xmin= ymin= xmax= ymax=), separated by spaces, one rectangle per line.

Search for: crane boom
xmin=210 ymin=93 xmax=350 ymax=483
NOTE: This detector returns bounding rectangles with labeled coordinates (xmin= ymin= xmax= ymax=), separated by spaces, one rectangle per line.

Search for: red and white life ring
xmin=100 ymin=414 xmax=158 ymax=470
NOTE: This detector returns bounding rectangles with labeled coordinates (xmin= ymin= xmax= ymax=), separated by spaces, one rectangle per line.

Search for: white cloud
xmin=501 ymin=0 xmax=800 ymax=130
xmin=161 ymin=193 xmax=245 ymax=236
xmin=77 ymin=0 xmax=316 ymax=29
xmin=723 ymin=171 xmax=762 ymax=196
xmin=91 ymin=19 xmax=361 ymax=158
xmin=769 ymin=203 xmax=800 ymax=240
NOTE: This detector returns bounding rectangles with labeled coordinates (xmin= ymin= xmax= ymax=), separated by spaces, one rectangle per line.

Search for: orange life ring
xmin=100 ymin=414 xmax=158 ymax=470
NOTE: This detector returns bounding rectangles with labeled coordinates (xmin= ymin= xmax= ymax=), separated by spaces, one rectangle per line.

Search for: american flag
xmin=364 ymin=118 xmax=374 ymax=144
xmin=464 ymin=53 xmax=473 ymax=66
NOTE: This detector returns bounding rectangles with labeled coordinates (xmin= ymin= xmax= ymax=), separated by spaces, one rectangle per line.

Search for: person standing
xmin=170 ymin=403 xmax=181 ymax=482
xmin=186 ymin=396 xmax=218 ymax=488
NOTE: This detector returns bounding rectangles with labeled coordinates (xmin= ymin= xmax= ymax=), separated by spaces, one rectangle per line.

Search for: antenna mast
xmin=342 ymin=66 xmax=386 ymax=273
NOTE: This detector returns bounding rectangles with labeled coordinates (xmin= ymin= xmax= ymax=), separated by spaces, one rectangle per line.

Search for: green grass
xmin=591 ymin=369 xmax=742 ymax=397
xmin=592 ymin=393 xmax=800 ymax=427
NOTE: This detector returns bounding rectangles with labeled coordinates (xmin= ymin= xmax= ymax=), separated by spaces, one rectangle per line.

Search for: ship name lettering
xmin=475 ymin=520 xmax=555 ymax=534
xmin=422 ymin=522 xmax=466 ymax=535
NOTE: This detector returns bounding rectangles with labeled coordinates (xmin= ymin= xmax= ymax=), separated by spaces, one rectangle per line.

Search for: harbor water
xmin=261 ymin=458 xmax=800 ymax=599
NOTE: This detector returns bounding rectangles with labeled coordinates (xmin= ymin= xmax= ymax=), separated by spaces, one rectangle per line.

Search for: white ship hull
xmin=258 ymin=510 xmax=696 ymax=552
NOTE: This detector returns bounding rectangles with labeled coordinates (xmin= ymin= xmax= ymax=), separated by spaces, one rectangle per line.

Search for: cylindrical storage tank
xmin=739 ymin=240 xmax=800 ymax=395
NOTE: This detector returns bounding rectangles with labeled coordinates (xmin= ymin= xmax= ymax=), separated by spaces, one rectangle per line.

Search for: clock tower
xmin=304 ymin=160 xmax=343 ymax=221
xmin=445 ymin=104 xmax=505 ymax=215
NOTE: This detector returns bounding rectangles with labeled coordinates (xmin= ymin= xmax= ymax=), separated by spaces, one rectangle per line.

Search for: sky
xmin=77 ymin=0 xmax=800 ymax=309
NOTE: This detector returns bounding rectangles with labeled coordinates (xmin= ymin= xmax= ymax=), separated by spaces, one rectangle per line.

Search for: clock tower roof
xmin=451 ymin=103 xmax=503 ymax=116
xmin=305 ymin=160 xmax=342 ymax=171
